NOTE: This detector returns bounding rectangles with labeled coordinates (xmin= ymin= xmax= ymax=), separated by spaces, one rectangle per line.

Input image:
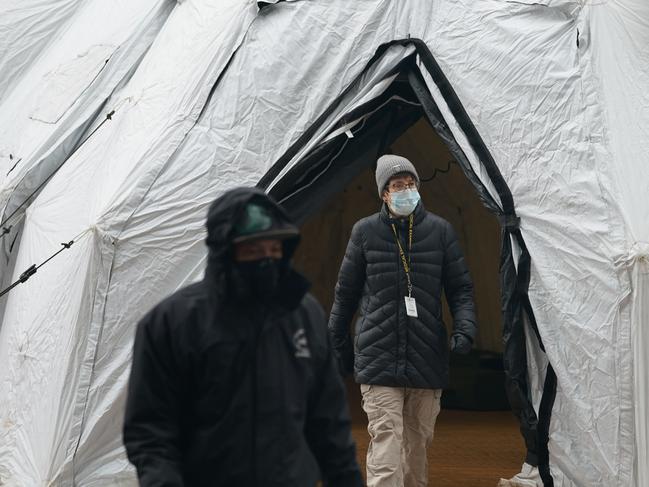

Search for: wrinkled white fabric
xmin=0 ymin=1 xmax=645 ymax=486
xmin=0 ymin=0 xmax=84 ymax=104
xmin=0 ymin=0 xmax=174 ymax=302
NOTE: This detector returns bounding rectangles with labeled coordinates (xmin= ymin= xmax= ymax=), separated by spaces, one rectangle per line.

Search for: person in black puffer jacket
xmin=328 ymin=155 xmax=477 ymax=487
xmin=123 ymin=187 xmax=363 ymax=487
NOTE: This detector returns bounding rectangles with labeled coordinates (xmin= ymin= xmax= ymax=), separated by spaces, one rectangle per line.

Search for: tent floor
xmin=351 ymin=410 xmax=526 ymax=487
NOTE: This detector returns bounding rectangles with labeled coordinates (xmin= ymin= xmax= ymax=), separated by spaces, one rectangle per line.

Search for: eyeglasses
xmin=387 ymin=181 xmax=417 ymax=192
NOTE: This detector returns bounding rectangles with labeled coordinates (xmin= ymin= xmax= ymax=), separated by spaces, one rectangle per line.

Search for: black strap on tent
xmin=0 ymin=239 xmax=78 ymax=299
xmin=538 ymin=363 xmax=558 ymax=485
xmin=405 ymin=67 xmax=501 ymax=215
xmin=6 ymin=155 xmax=22 ymax=177
xmin=498 ymin=213 xmax=521 ymax=231
xmin=406 ymin=39 xmax=515 ymax=211
xmin=0 ymin=110 xmax=115 ymax=242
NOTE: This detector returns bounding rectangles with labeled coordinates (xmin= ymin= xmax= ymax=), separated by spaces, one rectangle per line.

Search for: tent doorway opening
xmin=262 ymin=43 xmax=547 ymax=483
xmin=291 ymin=117 xmax=510 ymax=420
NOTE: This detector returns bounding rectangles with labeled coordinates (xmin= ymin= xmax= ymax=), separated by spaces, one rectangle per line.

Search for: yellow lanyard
xmin=391 ymin=214 xmax=414 ymax=296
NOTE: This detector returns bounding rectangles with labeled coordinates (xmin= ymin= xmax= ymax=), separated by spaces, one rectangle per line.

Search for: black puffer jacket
xmin=329 ymin=202 xmax=476 ymax=389
xmin=123 ymin=188 xmax=362 ymax=487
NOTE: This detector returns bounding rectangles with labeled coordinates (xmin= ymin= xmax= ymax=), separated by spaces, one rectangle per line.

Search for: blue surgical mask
xmin=388 ymin=189 xmax=420 ymax=216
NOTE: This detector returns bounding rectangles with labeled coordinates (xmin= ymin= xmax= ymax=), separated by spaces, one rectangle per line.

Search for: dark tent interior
xmin=291 ymin=117 xmax=510 ymax=419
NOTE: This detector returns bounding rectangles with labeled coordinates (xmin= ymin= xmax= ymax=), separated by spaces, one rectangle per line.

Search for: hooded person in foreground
xmin=123 ymin=187 xmax=363 ymax=487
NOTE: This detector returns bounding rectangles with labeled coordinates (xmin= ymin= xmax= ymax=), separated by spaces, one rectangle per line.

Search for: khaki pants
xmin=361 ymin=384 xmax=442 ymax=487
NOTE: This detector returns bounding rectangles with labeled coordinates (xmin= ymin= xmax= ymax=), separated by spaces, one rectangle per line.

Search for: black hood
xmin=205 ymin=187 xmax=301 ymax=262
xmin=204 ymin=187 xmax=306 ymax=310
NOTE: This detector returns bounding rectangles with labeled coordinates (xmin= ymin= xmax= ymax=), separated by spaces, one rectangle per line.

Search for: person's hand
xmin=335 ymin=345 xmax=355 ymax=377
xmin=450 ymin=334 xmax=472 ymax=354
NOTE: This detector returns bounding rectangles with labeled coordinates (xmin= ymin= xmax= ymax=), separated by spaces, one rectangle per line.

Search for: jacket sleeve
xmin=305 ymin=301 xmax=364 ymax=487
xmin=442 ymin=221 xmax=477 ymax=341
xmin=123 ymin=307 xmax=185 ymax=487
xmin=328 ymin=223 xmax=366 ymax=375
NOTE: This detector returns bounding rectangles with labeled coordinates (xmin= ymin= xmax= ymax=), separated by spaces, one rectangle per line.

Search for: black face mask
xmin=230 ymin=257 xmax=283 ymax=302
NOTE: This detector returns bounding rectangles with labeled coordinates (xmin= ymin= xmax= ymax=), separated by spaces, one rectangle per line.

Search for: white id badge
xmin=404 ymin=296 xmax=418 ymax=317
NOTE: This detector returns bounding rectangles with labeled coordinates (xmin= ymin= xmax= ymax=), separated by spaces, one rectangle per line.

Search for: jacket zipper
xmin=395 ymin=232 xmax=401 ymax=378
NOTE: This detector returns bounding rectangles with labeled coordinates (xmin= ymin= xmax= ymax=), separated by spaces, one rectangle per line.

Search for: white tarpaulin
xmin=588 ymin=2 xmax=649 ymax=484
xmin=0 ymin=0 xmax=174 ymax=302
xmin=0 ymin=0 xmax=84 ymax=104
xmin=0 ymin=1 xmax=646 ymax=485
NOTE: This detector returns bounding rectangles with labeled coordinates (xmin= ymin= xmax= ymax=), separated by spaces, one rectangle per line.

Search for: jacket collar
xmin=379 ymin=200 xmax=426 ymax=226
xmin=204 ymin=266 xmax=310 ymax=339
xmin=214 ymin=266 xmax=310 ymax=316
xmin=274 ymin=268 xmax=310 ymax=311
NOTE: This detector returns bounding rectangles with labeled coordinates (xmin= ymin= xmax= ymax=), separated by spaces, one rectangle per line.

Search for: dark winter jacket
xmin=123 ymin=187 xmax=362 ymax=487
xmin=329 ymin=202 xmax=476 ymax=389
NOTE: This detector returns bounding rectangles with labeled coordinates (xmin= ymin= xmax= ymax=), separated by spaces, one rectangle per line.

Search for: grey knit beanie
xmin=375 ymin=154 xmax=420 ymax=197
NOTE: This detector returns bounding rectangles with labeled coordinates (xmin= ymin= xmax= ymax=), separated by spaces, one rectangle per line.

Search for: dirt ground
xmin=351 ymin=410 xmax=526 ymax=487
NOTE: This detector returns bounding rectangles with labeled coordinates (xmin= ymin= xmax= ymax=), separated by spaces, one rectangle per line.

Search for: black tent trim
xmin=258 ymin=38 xmax=557 ymax=486
xmin=258 ymin=50 xmax=416 ymax=190
xmin=262 ymin=66 xmax=422 ymax=216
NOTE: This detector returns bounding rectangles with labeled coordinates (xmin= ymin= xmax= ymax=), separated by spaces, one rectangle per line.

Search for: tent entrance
xmin=259 ymin=40 xmax=556 ymax=486
xmin=291 ymin=115 xmax=510 ymax=411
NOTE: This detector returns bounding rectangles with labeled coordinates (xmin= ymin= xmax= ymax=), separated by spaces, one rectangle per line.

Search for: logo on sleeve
xmin=293 ymin=328 xmax=311 ymax=359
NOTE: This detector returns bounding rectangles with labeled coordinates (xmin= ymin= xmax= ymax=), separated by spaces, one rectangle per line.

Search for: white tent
xmin=0 ymin=1 xmax=647 ymax=486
